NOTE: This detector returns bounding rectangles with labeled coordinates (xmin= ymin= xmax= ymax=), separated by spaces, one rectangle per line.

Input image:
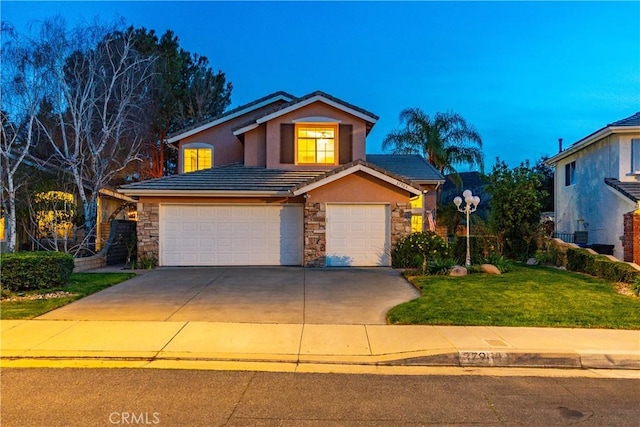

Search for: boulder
xmin=526 ymin=257 xmax=538 ymax=266
xmin=449 ymin=265 xmax=468 ymax=276
xmin=481 ymin=264 xmax=501 ymax=275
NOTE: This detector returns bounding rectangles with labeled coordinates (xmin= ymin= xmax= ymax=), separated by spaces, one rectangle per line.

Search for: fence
xmin=554 ymin=231 xmax=588 ymax=245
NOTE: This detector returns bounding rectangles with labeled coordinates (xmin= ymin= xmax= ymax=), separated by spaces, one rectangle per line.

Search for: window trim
xmin=182 ymin=142 xmax=213 ymax=173
xmin=631 ymin=138 xmax=640 ymax=174
xmin=564 ymin=160 xmax=576 ymax=187
xmin=294 ymin=122 xmax=339 ymax=166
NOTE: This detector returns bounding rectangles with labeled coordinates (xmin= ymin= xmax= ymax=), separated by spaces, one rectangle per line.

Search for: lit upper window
xmin=183 ymin=147 xmax=212 ymax=173
xmin=296 ymin=124 xmax=337 ymax=165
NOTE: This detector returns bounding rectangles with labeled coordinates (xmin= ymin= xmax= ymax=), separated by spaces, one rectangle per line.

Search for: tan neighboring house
xmin=546 ymin=112 xmax=640 ymax=262
xmin=120 ymin=90 xmax=445 ymax=267
xmin=0 ymin=159 xmax=136 ymax=254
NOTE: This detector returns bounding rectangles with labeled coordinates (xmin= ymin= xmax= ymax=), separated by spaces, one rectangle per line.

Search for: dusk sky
xmin=2 ymin=1 xmax=639 ymax=170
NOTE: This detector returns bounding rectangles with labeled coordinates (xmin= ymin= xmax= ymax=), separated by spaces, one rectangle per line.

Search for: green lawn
xmin=1 ymin=273 xmax=135 ymax=320
xmin=387 ymin=265 xmax=640 ymax=329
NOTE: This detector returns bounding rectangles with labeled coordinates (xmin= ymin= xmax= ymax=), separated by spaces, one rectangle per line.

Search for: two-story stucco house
xmin=546 ymin=112 xmax=640 ymax=261
xmin=119 ymin=90 xmax=445 ymax=267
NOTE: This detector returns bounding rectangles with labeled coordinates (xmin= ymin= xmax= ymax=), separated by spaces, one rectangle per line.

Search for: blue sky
xmin=2 ymin=1 xmax=639 ymax=170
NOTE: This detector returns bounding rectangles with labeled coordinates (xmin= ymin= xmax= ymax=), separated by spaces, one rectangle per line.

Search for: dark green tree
xmin=485 ymin=159 xmax=545 ymax=259
xmin=382 ymin=108 xmax=484 ymax=186
xmin=130 ymin=28 xmax=232 ymax=178
xmin=533 ymin=156 xmax=554 ymax=212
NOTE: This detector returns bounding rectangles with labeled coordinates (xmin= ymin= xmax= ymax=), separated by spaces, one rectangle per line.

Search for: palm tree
xmin=382 ymin=108 xmax=484 ymax=184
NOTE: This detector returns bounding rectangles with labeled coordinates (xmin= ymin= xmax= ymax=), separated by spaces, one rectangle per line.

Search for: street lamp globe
xmin=453 ymin=196 xmax=462 ymax=207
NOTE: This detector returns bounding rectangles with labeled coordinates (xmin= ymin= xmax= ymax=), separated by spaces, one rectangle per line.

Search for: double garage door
xmin=159 ymin=204 xmax=390 ymax=267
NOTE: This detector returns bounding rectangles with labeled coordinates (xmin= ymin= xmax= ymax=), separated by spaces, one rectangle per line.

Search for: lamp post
xmin=454 ymin=189 xmax=480 ymax=267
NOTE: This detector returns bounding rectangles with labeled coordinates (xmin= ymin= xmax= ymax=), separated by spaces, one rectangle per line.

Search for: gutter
xmin=117 ymin=189 xmax=292 ymax=197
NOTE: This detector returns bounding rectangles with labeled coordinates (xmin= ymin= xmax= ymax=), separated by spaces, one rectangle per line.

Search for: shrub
xmin=566 ymin=247 xmax=640 ymax=284
xmin=534 ymin=239 xmax=565 ymax=267
xmin=482 ymin=253 xmax=513 ymax=273
xmin=1 ymin=251 xmax=74 ymax=292
xmin=427 ymin=257 xmax=457 ymax=275
xmin=452 ymin=231 xmax=503 ymax=266
xmin=392 ymin=232 xmax=449 ymax=270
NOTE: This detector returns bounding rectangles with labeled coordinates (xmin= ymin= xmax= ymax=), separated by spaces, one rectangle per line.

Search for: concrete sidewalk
xmin=1 ymin=320 xmax=638 ymax=372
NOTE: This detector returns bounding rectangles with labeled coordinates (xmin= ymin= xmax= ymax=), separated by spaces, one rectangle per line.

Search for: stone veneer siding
xmin=137 ymin=202 xmax=159 ymax=264
xmin=623 ymin=211 xmax=640 ymax=264
xmin=303 ymin=201 xmax=412 ymax=267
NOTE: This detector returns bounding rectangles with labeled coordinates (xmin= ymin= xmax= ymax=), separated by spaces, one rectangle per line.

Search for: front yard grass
xmin=1 ymin=273 xmax=135 ymax=320
xmin=388 ymin=265 xmax=640 ymax=329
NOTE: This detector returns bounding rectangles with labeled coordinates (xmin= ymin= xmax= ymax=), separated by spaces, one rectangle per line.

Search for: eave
xmin=117 ymin=189 xmax=292 ymax=198
xmin=256 ymin=94 xmax=378 ymax=126
xmin=167 ymin=93 xmax=294 ymax=143
xmin=292 ymin=163 xmax=422 ymax=196
xmin=546 ymin=125 xmax=640 ymax=165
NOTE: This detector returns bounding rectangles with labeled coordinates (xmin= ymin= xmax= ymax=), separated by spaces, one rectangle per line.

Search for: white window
xmin=296 ymin=123 xmax=337 ymax=165
xmin=182 ymin=143 xmax=213 ymax=173
xmin=631 ymin=139 xmax=640 ymax=173
xmin=564 ymin=161 xmax=576 ymax=186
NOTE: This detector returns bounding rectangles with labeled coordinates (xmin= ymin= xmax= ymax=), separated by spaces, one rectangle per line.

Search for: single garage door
xmin=160 ymin=205 xmax=303 ymax=266
xmin=326 ymin=204 xmax=390 ymax=267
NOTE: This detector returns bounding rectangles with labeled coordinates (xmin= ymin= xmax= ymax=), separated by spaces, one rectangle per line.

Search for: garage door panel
xmin=160 ymin=205 xmax=302 ymax=266
xmin=327 ymin=204 xmax=390 ymax=267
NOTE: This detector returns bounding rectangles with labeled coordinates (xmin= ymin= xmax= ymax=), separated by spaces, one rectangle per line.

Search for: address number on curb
xmin=460 ymin=351 xmax=508 ymax=365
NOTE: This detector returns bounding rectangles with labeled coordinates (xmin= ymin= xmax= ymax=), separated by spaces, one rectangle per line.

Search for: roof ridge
xmin=167 ymin=91 xmax=296 ymax=141
xmin=609 ymin=112 xmax=640 ymax=127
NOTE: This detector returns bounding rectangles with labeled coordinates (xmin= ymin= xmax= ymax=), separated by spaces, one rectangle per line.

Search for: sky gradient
xmin=3 ymin=1 xmax=639 ymax=170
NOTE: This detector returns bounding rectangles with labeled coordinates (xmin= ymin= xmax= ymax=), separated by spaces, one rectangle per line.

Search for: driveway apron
xmin=37 ymin=267 xmax=419 ymax=324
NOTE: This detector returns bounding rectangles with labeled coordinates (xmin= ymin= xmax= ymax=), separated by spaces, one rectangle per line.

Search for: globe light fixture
xmin=454 ymin=189 xmax=480 ymax=267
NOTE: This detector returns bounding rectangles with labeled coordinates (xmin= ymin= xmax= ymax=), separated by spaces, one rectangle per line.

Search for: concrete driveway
xmin=38 ymin=267 xmax=419 ymax=324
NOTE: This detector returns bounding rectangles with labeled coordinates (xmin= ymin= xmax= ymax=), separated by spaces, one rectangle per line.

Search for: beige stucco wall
xmin=264 ymin=102 xmax=368 ymax=170
xmin=554 ymin=133 xmax=639 ymax=259
xmin=307 ymin=172 xmax=411 ymax=203
xmin=176 ymin=101 xmax=287 ymax=170
xmin=243 ymin=123 xmax=267 ymax=167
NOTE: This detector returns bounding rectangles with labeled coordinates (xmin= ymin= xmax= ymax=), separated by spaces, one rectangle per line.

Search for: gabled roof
xmin=166 ymin=91 xmax=295 ymax=143
xmin=366 ymin=154 xmax=445 ymax=182
xmin=610 ymin=112 xmax=640 ymax=127
xmin=233 ymin=90 xmax=379 ymax=137
xmin=119 ymin=163 xmax=326 ymax=196
xmin=546 ymin=112 xmax=640 ymax=165
xmin=119 ymin=160 xmax=422 ymax=197
xmin=291 ymin=159 xmax=421 ymax=196
xmin=604 ymin=178 xmax=640 ymax=203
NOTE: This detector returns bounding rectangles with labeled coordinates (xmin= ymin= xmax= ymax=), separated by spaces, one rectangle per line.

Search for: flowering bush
xmin=392 ymin=232 xmax=450 ymax=270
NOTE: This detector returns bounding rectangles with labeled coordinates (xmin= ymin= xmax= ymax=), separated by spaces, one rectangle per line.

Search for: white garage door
xmin=160 ymin=205 xmax=303 ymax=266
xmin=326 ymin=204 xmax=390 ymax=267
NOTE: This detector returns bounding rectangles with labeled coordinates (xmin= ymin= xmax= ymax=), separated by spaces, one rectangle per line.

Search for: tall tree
xmin=533 ymin=155 xmax=554 ymax=212
xmin=382 ymin=108 xmax=484 ymax=185
xmin=485 ymin=159 xmax=545 ymax=259
xmin=0 ymin=23 xmax=46 ymax=252
xmin=131 ymin=28 xmax=232 ymax=178
xmin=34 ymin=18 xmax=156 ymax=253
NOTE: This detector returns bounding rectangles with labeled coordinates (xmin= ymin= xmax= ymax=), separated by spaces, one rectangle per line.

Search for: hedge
xmin=566 ymin=247 xmax=639 ymax=283
xmin=1 ymin=251 xmax=75 ymax=292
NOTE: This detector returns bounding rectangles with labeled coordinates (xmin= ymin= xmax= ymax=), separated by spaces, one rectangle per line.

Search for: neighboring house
xmin=0 ymin=157 xmax=136 ymax=253
xmin=545 ymin=112 xmax=640 ymax=261
xmin=119 ymin=90 xmax=445 ymax=267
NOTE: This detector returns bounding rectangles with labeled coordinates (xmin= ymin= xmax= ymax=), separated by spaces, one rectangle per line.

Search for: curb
xmin=2 ymin=350 xmax=638 ymax=371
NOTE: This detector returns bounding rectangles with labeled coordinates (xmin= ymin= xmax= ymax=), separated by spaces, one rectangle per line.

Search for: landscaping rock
xmin=526 ymin=257 xmax=538 ymax=265
xmin=449 ymin=265 xmax=467 ymax=276
xmin=481 ymin=264 xmax=501 ymax=275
